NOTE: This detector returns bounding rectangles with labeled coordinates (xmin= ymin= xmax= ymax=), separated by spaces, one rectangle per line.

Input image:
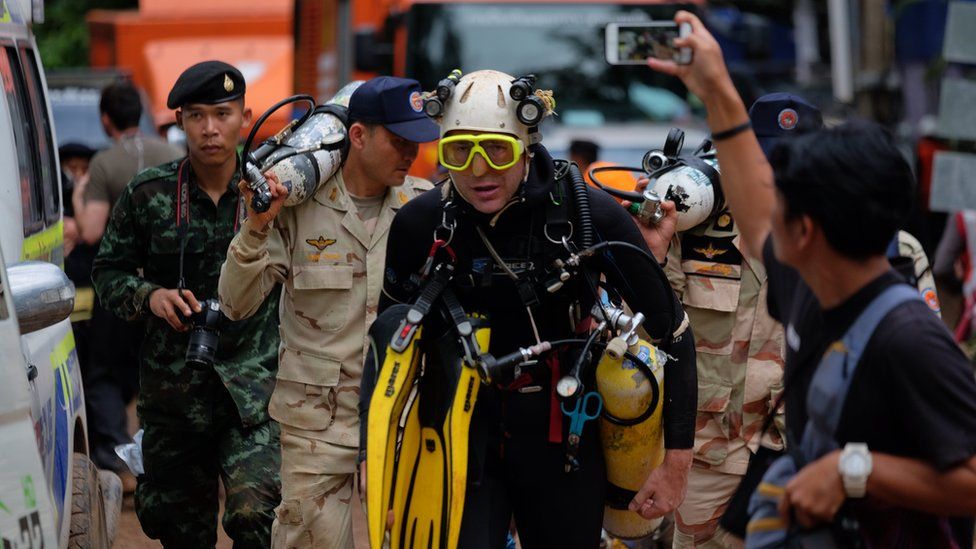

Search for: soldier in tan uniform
xmin=665 ymin=214 xmax=786 ymax=548
xmin=218 ymin=77 xmax=438 ymax=549
xmin=665 ymin=94 xmax=823 ymax=548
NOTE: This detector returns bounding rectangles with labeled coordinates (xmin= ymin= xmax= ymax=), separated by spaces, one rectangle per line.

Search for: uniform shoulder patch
xmin=129 ymin=159 xmax=181 ymax=191
xmin=405 ymin=176 xmax=435 ymax=193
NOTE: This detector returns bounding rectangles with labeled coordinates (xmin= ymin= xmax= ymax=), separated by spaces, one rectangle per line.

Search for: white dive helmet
xmin=438 ymin=70 xmax=536 ymax=146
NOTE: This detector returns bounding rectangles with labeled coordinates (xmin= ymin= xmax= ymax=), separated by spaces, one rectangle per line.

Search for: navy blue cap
xmin=748 ymin=92 xmax=824 ymax=157
xmin=348 ymin=76 xmax=439 ymax=143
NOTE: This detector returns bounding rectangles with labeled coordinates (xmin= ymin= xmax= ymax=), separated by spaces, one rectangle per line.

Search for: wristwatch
xmin=838 ymin=443 xmax=872 ymax=498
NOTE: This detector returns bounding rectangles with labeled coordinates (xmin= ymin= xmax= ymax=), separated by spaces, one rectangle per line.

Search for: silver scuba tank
xmin=244 ymin=81 xmax=363 ymax=211
xmin=627 ymin=127 xmax=723 ymax=232
xmin=643 ymin=156 xmax=722 ymax=232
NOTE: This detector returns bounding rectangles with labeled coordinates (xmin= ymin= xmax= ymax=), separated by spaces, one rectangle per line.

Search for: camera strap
xmin=174 ymin=158 xmax=248 ymax=293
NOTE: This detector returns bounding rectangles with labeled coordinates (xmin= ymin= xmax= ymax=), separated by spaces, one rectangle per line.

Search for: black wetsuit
xmin=361 ymin=146 xmax=696 ymax=548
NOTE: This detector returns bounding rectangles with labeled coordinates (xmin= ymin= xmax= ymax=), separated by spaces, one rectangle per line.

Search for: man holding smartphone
xmin=647 ymin=11 xmax=976 ymax=547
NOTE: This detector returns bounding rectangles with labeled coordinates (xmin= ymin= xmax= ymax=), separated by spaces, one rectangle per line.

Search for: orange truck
xmin=295 ymin=0 xmax=705 ymax=177
xmin=87 ymin=0 xmax=295 ymax=141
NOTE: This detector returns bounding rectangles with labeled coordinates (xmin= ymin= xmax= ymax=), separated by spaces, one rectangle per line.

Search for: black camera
xmin=182 ymin=298 xmax=226 ymax=369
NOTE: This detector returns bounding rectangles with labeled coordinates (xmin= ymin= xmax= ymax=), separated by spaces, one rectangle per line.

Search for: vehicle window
xmin=20 ymin=47 xmax=59 ymax=224
xmin=0 ymin=44 xmax=43 ymax=235
xmin=407 ymin=4 xmax=692 ymax=124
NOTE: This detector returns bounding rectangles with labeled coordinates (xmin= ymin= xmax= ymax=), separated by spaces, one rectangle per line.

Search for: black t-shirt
xmin=763 ymin=238 xmax=976 ymax=545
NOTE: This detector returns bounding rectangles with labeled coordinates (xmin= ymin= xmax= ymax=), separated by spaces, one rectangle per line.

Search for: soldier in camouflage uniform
xmin=92 ymin=61 xmax=281 ymax=548
xmin=218 ymin=76 xmax=437 ymax=549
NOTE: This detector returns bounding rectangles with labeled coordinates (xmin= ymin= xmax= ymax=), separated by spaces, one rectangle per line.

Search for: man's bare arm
xmin=646 ymin=11 xmax=775 ymax=260
xmin=77 ymin=200 xmax=111 ymax=245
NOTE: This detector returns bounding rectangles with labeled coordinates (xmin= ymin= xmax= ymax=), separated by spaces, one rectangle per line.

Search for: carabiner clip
xmin=421 ymin=239 xmax=457 ymax=278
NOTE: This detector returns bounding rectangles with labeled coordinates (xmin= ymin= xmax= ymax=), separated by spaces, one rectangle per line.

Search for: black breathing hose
xmin=240 ymin=95 xmax=317 ymax=213
xmin=242 ymin=94 xmax=316 ymax=158
xmin=578 ymin=240 xmax=676 ymax=347
xmin=568 ymin=163 xmax=595 ymax=249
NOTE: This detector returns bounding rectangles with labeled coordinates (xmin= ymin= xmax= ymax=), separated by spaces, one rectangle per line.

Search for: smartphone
xmin=605 ymin=22 xmax=693 ymax=65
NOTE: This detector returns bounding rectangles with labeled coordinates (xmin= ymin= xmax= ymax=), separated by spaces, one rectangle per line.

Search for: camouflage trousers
xmin=135 ymin=388 xmax=281 ymax=548
xmin=272 ymin=426 xmax=360 ymax=549
xmin=672 ymin=465 xmax=744 ymax=549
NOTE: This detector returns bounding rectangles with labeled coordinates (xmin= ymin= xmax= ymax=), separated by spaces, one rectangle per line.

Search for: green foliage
xmin=34 ymin=0 xmax=137 ymax=68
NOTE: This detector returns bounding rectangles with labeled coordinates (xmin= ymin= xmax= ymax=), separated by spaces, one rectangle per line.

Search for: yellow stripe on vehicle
xmin=49 ymin=330 xmax=76 ymax=407
xmin=21 ymin=220 xmax=63 ymax=261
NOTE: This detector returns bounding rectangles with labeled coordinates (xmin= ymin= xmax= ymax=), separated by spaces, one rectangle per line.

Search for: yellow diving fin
xmin=366 ymin=306 xmax=425 ymax=549
xmin=386 ymin=318 xmax=489 ymax=549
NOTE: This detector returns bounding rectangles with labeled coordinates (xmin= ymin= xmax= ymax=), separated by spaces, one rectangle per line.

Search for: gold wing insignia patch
xmin=693 ymin=243 xmax=727 ymax=260
xmin=306 ymin=236 xmax=337 ymax=251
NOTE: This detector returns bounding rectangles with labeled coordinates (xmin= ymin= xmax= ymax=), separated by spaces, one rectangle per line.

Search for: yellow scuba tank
xmin=594 ymin=306 xmax=667 ymax=539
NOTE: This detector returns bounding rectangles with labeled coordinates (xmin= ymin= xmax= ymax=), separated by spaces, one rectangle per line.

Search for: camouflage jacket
xmin=92 ymin=157 xmax=281 ymax=430
xmin=666 ymin=212 xmax=786 ymax=475
xmin=219 ymin=171 xmax=432 ymax=453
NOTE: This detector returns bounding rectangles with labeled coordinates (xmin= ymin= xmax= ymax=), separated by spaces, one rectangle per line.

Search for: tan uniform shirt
xmin=219 ymin=172 xmax=432 ymax=454
xmin=666 ymin=212 xmax=786 ymax=475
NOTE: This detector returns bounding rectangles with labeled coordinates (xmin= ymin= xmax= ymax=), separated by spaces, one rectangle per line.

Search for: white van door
xmin=0 ymin=249 xmax=59 ymax=548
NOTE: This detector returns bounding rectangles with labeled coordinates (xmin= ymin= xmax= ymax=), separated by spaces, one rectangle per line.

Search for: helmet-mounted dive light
xmin=436 ymin=69 xmax=463 ymax=101
xmin=424 ymin=69 xmax=463 ymax=119
xmin=509 ymin=74 xmax=536 ymax=102
xmin=510 ymin=74 xmax=547 ymax=126
xmin=424 ymin=95 xmax=444 ymax=118
xmin=516 ymin=95 xmax=546 ymax=126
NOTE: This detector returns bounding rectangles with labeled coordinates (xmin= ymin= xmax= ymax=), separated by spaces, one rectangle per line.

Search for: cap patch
xmin=224 ymin=74 xmax=234 ymax=92
xmin=778 ymin=108 xmax=798 ymax=131
xmin=409 ymin=91 xmax=423 ymax=113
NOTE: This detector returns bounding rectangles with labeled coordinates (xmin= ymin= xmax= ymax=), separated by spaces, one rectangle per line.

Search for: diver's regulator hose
xmin=242 ymin=94 xmax=317 ymax=213
xmin=568 ymin=163 xmax=595 ymax=249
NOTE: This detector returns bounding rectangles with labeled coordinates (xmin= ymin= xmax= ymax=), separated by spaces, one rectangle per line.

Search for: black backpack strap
xmin=391 ymin=263 xmax=454 ymax=352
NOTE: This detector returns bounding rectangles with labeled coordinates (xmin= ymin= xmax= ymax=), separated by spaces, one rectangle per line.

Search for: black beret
xmin=167 ymin=60 xmax=246 ymax=109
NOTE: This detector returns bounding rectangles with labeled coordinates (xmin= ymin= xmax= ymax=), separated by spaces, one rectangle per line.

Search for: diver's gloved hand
xmin=239 ymin=171 xmax=288 ymax=231
xmin=629 ymin=448 xmax=693 ymax=519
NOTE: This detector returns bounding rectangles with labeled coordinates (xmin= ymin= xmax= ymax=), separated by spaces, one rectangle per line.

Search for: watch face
xmin=842 ymin=453 xmax=869 ymax=476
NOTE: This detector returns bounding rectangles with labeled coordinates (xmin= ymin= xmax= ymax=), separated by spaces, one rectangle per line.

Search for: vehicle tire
xmin=68 ymin=452 xmax=118 ymax=549
xmin=97 ymin=470 xmax=122 ymax=543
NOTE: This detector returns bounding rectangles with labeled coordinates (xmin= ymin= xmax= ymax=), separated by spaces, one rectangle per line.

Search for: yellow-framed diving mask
xmin=438 ymin=133 xmax=525 ymax=172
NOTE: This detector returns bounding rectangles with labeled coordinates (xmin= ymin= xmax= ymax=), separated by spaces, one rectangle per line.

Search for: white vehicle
xmin=0 ymin=1 xmax=120 ymax=547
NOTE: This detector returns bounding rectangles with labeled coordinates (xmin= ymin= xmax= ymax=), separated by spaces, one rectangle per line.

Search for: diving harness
xmin=366 ymin=160 xmax=689 ymax=547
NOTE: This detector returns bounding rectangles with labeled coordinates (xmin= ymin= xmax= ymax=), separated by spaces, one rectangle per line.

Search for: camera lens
xmin=186 ymin=328 xmax=219 ymax=369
